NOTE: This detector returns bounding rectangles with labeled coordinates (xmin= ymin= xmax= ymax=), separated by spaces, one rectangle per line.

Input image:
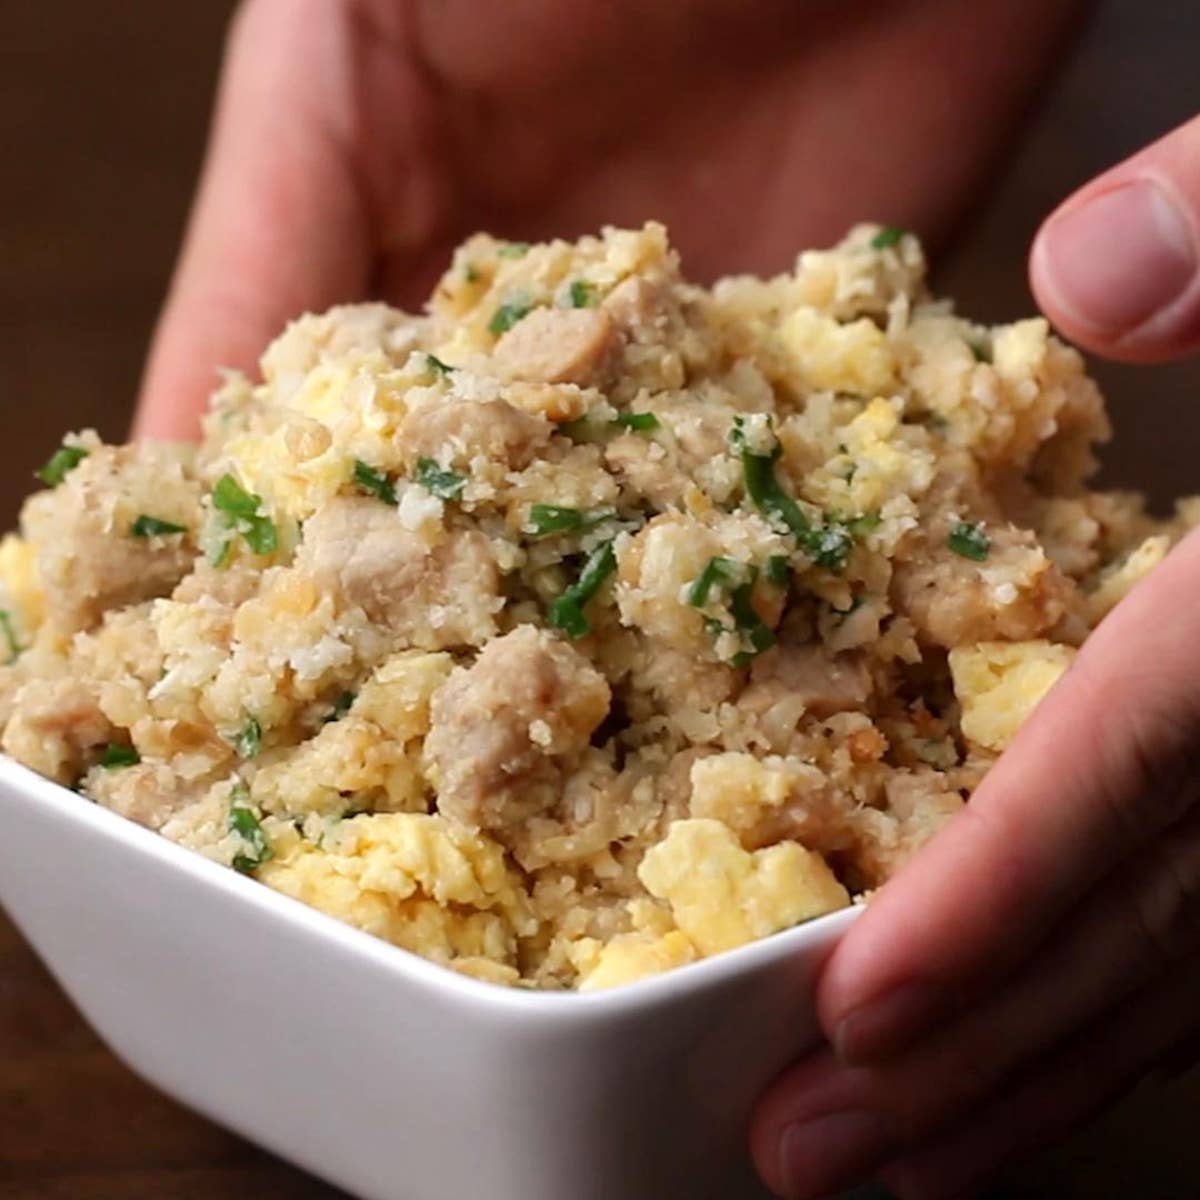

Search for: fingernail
xmin=1037 ymin=178 xmax=1196 ymax=336
xmin=778 ymin=1111 xmax=889 ymax=1198
xmin=834 ymin=980 xmax=942 ymax=1064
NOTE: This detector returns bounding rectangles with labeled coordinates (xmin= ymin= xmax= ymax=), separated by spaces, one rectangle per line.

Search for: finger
xmin=882 ymin=957 xmax=1200 ymax=1200
xmin=816 ymin=525 xmax=1200 ymax=1064
xmin=134 ymin=0 xmax=373 ymax=440
xmin=751 ymin=808 xmax=1200 ymax=1197
xmin=1029 ymin=111 xmax=1200 ymax=363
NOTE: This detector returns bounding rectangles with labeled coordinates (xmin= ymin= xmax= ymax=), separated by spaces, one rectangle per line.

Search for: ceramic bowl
xmin=0 ymin=755 xmax=861 ymax=1200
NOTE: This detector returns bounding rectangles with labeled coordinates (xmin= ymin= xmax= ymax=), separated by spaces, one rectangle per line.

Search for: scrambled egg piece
xmin=1085 ymin=535 xmax=1169 ymax=624
xmin=638 ymin=819 xmax=849 ymax=956
xmin=260 ymin=812 xmax=533 ymax=967
xmin=949 ymin=640 xmax=1077 ymax=752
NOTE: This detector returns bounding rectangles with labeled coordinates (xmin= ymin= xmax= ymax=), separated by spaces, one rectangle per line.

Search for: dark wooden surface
xmin=3 ymin=2 xmax=1200 ymax=1197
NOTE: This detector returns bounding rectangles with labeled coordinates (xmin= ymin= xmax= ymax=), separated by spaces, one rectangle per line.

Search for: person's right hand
xmin=135 ymin=0 xmax=1085 ymax=439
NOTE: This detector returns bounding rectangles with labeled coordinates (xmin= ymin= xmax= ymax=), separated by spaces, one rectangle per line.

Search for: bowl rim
xmin=0 ymin=753 xmax=861 ymax=1021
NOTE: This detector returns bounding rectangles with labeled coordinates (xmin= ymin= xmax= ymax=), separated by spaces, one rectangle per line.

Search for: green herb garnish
xmin=130 ymin=514 xmax=187 ymax=538
xmin=353 ymin=459 xmax=397 ymax=506
xmin=765 ymin=555 xmax=791 ymax=587
xmin=612 ymin=412 xmax=661 ymax=433
xmin=464 ymin=263 xmax=480 ymax=283
xmin=498 ymin=241 xmax=530 ymax=259
xmin=729 ymin=582 xmax=776 ymax=654
xmin=0 ymin=610 xmax=23 ymax=664
xmin=36 ymin=443 xmax=88 ymax=487
xmin=686 ymin=557 xmax=745 ymax=608
xmin=322 ymin=691 xmax=355 ymax=724
xmin=100 ymin=743 xmax=140 ymax=769
xmin=549 ymin=541 xmax=616 ymax=639
xmin=211 ymin=474 xmax=278 ymax=558
xmin=488 ymin=299 xmax=534 ymax=336
xmin=229 ymin=792 xmax=272 ymax=874
xmin=414 ymin=458 xmax=466 ymax=500
xmin=425 ymin=353 xmax=454 ymax=376
xmin=234 ymin=716 xmax=262 ymax=759
xmin=526 ymin=504 xmax=616 ymax=538
xmin=969 ymin=341 xmax=991 ymax=364
xmin=731 ymin=418 xmax=855 ymax=571
xmin=871 ymin=225 xmax=906 ymax=250
xmin=948 ymin=521 xmax=990 ymax=562
xmin=567 ymin=279 xmax=595 ymax=308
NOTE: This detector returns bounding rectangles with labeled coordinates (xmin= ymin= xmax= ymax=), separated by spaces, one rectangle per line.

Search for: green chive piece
xmin=871 ymin=225 xmax=906 ymax=250
xmin=211 ymin=474 xmax=277 ymax=558
xmin=36 ymin=444 xmax=88 ymax=487
xmin=352 ymin=459 xmax=397 ymax=505
xmin=948 ymin=521 xmax=990 ymax=562
xmin=100 ymin=743 xmax=140 ymax=769
xmin=549 ymin=541 xmax=616 ymax=639
xmin=969 ymin=340 xmax=991 ymax=363
xmin=130 ymin=514 xmax=187 ymax=538
xmin=612 ymin=412 xmax=661 ymax=433
xmin=322 ymin=691 xmax=355 ymax=724
xmin=498 ymin=241 xmax=530 ymax=259
xmin=526 ymin=504 xmax=616 ymax=538
xmin=0 ymin=609 xmax=23 ymax=664
xmin=730 ymin=582 xmax=776 ymax=653
xmin=229 ymin=794 xmax=272 ymax=874
xmin=414 ymin=458 xmax=466 ymax=500
xmin=765 ymin=555 xmax=791 ymax=587
xmin=425 ymin=352 xmax=454 ymax=376
xmin=686 ymin=557 xmax=743 ymax=608
xmin=488 ymin=299 xmax=534 ymax=336
xmin=234 ymin=716 xmax=262 ymax=760
xmin=464 ymin=263 xmax=481 ymax=283
xmin=567 ymin=279 xmax=595 ymax=308
xmin=731 ymin=418 xmax=852 ymax=571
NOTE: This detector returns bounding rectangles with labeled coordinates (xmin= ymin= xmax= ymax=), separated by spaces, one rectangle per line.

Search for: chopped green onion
xmin=567 ymin=279 xmax=595 ymax=308
xmin=100 ymin=743 xmax=140 ymax=769
xmin=488 ymin=298 xmax=534 ymax=336
xmin=948 ymin=521 xmax=990 ymax=562
xmin=498 ymin=241 xmax=530 ymax=259
xmin=211 ymin=474 xmax=277 ymax=558
xmin=0 ymin=609 xmax=23 ymax=664
xmin=229 ymin=793 xmax=272 ymax=874
xmin=730 ymin=582 xmax=776 ymax=653
xmin=765 ymin=556 xmax=790 ymax=587
xmin=969 ymin=340 xmax=991 ymax=363
xmin=871 ymin=225 xmax=906 ymax=250
xmin=234 ymin=716 xmax=262 ymax=759
xmin=36 ymin=443 xmax=88 ymax=487
xmin=731 ymin=418 xmax=853 ymax=571
xmin=549 ymin=541 xmax=616 ymax=639
xmin=322 ymin=691 xmax=355 ymax=724
xmin=130 ymin=514 xmax=187 ymax=538
xmin=686 ymin=557 xmax=744 ymax=608
xmin=425 ymin=352 xmax=454 ymax=376
xmin=526 ymin=504 xmax=616 ymax=538
xmin=612 ymin=412 xmax=660 ymax=433
xmin=414 ymin=458 xmax=466 ymax=500
xmin=464 ymin=263 xmax=481 ymax=283
xmin=352 ymin=459 xmax=397 ymax=506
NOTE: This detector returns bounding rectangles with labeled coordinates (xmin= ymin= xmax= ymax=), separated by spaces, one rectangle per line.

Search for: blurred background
xmin=1 ymin=2 xmax=1198 ymax=1197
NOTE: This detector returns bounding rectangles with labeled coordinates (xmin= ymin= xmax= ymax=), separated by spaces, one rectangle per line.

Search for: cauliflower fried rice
xmin=0 ymin=223 xmax=1190 ymax=990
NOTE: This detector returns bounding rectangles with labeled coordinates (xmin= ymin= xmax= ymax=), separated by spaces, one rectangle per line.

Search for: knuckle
xmin=1129 ymin=818 xmax=1200 ymax=964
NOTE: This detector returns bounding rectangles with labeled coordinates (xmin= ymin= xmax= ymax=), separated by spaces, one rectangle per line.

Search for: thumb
xmin=134 ymin=0 xmax=372 ymax=441
xmin=1030 ymin=112 xmax=1200 ymax=363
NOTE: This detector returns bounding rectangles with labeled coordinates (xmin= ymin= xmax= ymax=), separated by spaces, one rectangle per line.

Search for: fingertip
xmin=1030 ymin=116 xmax=1200 ymax=362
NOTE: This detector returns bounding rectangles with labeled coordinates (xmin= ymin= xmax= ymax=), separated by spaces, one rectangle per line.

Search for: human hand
xmin=751 ymin=114 xmax=1200 ymax=1199
xmin=135 ymin=0 xmax=1084 ymax=439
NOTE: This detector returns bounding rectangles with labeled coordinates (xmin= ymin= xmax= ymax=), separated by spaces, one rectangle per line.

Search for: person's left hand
xmin=750 ymin=114 xmax=1200 ymax=1199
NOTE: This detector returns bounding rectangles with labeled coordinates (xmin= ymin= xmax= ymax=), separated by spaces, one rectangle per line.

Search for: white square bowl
xmin=0 ymin=755 xmax=861 ymax=1200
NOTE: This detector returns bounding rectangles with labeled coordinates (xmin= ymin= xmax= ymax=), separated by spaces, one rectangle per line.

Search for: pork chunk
xmin=493 ymin=308 xmax=618 ymax=387
xmin=398 ymin=398 xmax=551 ymax=471
xmin=21 ymin=444 xmax=202 ymax=632
xmin=892 ymin=524 xmax=1073 ymax=649
xmin=424 ymin=626 xmax=611 ymax=833
xmin=296 ymin=497 xmax=500 ymax=648
xmin=2 ymin=678 xmax=112 ymax=784
xmin=741 ymin=644 xmax=873 ymax=719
